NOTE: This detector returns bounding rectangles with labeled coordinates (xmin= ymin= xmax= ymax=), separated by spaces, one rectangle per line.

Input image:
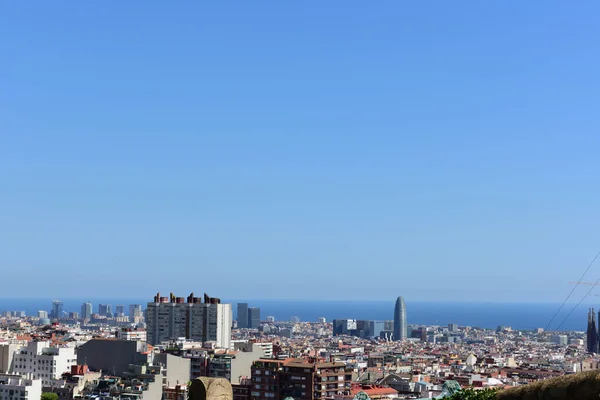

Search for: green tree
xmin=41 ymin=392 xmax=59 ymax=400
xmin=447 ymin=388 xmax=497 ymax=400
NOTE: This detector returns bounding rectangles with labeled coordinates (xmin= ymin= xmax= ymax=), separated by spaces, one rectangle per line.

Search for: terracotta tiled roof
xmin=352 ymin=387 xmax=398 ymax=396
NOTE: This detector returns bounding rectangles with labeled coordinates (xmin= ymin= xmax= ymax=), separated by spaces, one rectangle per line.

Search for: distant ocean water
xmin=0 ymin=298 xmax=592 ymax=332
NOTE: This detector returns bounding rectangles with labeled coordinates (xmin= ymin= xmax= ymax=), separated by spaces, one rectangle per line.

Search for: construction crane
xmin=569 ymin=282 xmax=600 ymax=286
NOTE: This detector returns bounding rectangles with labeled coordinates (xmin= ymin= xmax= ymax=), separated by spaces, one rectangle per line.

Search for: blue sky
xmin=1 ymin=1 xmax=600 ymax=302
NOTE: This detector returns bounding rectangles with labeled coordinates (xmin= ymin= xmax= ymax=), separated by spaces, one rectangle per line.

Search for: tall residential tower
xmin=146 ymin=292 xmax=232 ymax=348
xmin=393 ymin=296 xmax=407 ymax=341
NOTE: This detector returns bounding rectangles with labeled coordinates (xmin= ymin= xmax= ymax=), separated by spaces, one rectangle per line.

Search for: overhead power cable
xmin=544 ymin=250 xmax=600 ymax=332
xmin=555 ymin=251 xmax=600 ymax=331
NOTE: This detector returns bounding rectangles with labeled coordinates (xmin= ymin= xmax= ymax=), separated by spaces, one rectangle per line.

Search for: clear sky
xmin=1 ymin=1 xmax=600 ymax=302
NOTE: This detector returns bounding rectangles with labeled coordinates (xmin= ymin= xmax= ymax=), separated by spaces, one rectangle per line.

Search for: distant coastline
xmin=0 ymin=298 xmax=590 ymax=332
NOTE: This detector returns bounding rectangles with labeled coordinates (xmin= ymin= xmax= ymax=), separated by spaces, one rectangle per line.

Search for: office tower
xmin=248 ymin=307 xmax=260 ymax=329
xmin=37 ymin=310 xmax=48 ymax=319
xmin=411 ymin=327 xmax=427 ymax=342
xmin=115 ymin=305 xmax=125 ymax=316
xmin=98 ymin=304 xmax=112 ymax=317
xmin=587 ymin=308 xmax=598 ymax=353
xmin=50 ymin=300 xmax=63 ymax=319
xmin=333 ymin=319 xmax=358 ymax=336
xmin=237 ymin=303 xmax=248 ymax=329
xmin=369 ymin=320 xmax=385 ymax=339
xmin=129 ymin=304 xmax=142 ymax=318
xmin=146 ymin=292 xmax=232 ymax=348
xmin=80 ymin=302 xmax=92 ymax=320
xmin=384 ymin=320 xmax=393 ymax=331
xmin=393 ymin=296 xmax=407 ymax=341
xmin=448 ymin=323 xmax=458 ymax=332
xmin=266 ymin=316 xmax=276 ymax=323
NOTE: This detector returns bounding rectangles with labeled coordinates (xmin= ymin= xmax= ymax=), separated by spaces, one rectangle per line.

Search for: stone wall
xmin=496 ymin=370 xmax=600 ymax=400
xmin=189 ymin=377 xmax=233 ymax=400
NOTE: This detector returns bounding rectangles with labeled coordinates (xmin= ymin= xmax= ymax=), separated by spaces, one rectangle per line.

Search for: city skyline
xmin=1 ymin=1 xmax=598 ymax=398
xmin=1 ymin=295 xmax=596 ymax=332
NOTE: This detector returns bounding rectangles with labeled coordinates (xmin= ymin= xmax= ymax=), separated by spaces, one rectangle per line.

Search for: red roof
xmin=352 ymin=387 xmax=398 ymax=397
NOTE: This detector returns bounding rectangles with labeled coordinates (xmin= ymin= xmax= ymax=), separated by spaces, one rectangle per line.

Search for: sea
xmin=0 ymin=298 xmax=593 ymax=332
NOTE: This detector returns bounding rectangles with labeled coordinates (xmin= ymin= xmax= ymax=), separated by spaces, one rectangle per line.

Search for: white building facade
xmin=11 ymin=342 xmax=77 ymax=386
xmin=0 ymin=374 xmax=42 ymax=400
xmin=146 ymin=294 xmax=232 ymax=349
xmin=116 ymin=329 xmax=147 ymax=342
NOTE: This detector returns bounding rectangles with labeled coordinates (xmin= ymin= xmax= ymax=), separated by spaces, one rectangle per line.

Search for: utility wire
xmin=555 ymin=274 xmax=600 ymax=331
xmin=545 ymin=250 xmax=600 ymax=332
xmin=555 ymin=251 xmax=600 ymax=331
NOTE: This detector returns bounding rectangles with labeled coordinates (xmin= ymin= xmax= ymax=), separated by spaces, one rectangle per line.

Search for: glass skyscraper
xmin=393 ymin=296 xmax=407 ymax=341
xmin=248 ymin=307 xmax=261 ymax=329
xmin=51 ymin=300 xmax=63 ymax=319
xmin=237 ymin=303 xmax=249 ymax=328
xmin=81 ymin=302 xmax=92 ymax=320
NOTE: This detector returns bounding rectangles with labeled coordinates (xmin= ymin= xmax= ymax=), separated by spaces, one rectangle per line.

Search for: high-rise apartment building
xmin=115 ymin=305 xmax=125 ymax=316
xmin=248 ymin=307 xmax=260 ymax=329
xmin=393 ymin=296 xmax=407 ymax=341
xmin=50 ymin=300 xmax=63 ymax=320
xmin=98 ymin=304 xmax=112 ymax=317
xmin=146 ymin=292 xmax=232 ymax=348
xmin=37 ymin=311 xmax=48 ymax=319
xmin=81 ymin=302 xmax=92 ymax=320
xmin=237 ymin=303 xmax=248 ymax=329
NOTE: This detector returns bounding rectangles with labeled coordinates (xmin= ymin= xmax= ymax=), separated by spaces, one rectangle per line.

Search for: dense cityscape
xmin=0 ymin=293 xmax=597 ymax=400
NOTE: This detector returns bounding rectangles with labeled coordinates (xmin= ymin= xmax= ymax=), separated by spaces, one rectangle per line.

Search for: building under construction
xmin=586 ymin=308 xmax=598 ymax=353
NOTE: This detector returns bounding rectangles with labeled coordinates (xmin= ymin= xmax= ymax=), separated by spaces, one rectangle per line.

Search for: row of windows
xmin=13 ymin=366 xmax=56 ymax=372
xmin=249 ymin=392 xmax=275 ymax=398
xmin=14 ymin=359 xmax=56 ymax=365
xmin=0 ymin=389 xmax=24 ymax=394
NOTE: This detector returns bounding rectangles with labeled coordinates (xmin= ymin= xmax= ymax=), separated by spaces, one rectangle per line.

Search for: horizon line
xmin=0 ymin=297 xmax=597 ymax=305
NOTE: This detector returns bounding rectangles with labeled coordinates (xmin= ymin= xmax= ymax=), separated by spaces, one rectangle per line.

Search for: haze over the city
xmin=1 ymin=1 xmax=600 ymax=302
